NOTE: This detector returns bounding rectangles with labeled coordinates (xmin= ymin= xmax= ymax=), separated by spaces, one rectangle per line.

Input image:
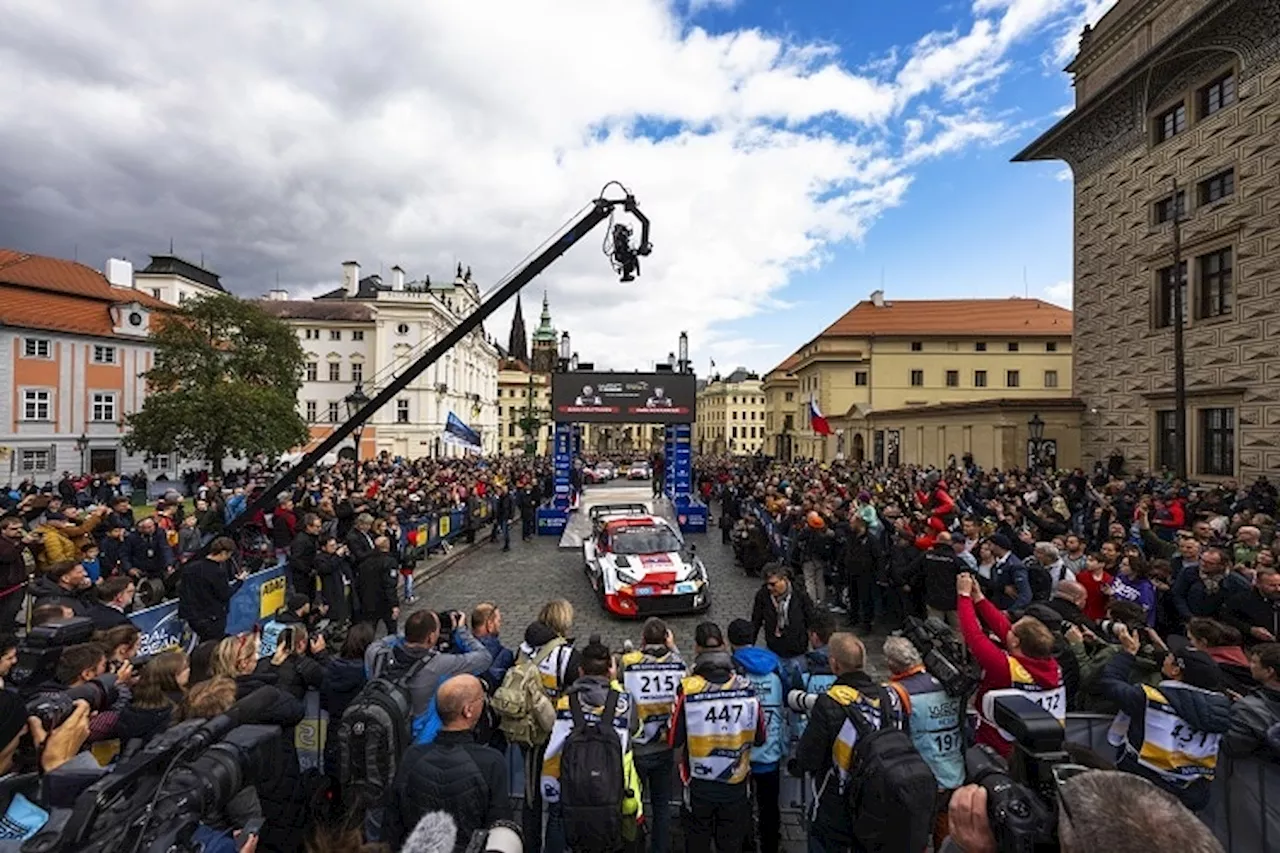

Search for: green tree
xmin=124 ymin=294 xmax=308 ymax=474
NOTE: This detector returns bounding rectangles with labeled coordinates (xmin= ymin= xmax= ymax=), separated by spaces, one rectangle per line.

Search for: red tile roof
xmin=765 ymin=353 xmax=800 ymax=378
xmin=0 ymin=250 xmax=171 ymax=338
xmin=820 ymin=297 xmax=1072 ymax=338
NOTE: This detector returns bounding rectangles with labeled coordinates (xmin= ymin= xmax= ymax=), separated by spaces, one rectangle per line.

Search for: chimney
xmin=267 ymin=289 xmax=289 ymax=301
xmin=390 ymin=265 xmax=405 ymax=291
xmin=869 ymin=289 xmax=885 ymax=307
xmin=104 ymin=258 xmax=134 ymax=289
xmin=342 ymin=260 xmax=360 ymax=297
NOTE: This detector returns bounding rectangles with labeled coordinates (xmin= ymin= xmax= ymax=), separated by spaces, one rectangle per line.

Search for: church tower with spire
xmin=507 ymin=293 xmax=529 ymax=364
xmin=530 ymin=292 xmax=558 ymax=374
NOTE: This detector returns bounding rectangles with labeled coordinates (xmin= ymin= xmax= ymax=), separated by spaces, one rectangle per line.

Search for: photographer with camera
xmin=883 ymin=636 xmax=964 ymax=846
xmin=314 ymin=535 xmax=352 ymax=623
xmin=956 ymin=573 xmax=1063 ymax=759
xmin=945 ymin=769 xmax=1226 ymax=853
xmin=1099 ymin=623 xmax=1231 ymax=811
xmin=1069 ymin=600 xmax=1165 ymax=715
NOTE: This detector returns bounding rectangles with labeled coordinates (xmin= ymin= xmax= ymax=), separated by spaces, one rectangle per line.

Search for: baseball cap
xmin=695 ymin=622 xmax=724 ymax=649
xmin=1174 ymin=649 xmax=1222 ymax=692
xmin=727 ymin=619 xmax=755 ymax=647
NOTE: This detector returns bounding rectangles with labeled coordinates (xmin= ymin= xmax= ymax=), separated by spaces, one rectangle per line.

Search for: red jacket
xmin=957 ymin=595 xmax=1062 ymax=758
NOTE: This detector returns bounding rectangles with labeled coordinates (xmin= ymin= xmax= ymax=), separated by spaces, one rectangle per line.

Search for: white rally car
xmin=583 ymin=504 xmax=710 ymax=618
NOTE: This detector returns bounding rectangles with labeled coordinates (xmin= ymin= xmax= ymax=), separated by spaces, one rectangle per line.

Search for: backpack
xmin=559 ymin=690 xmax=625 ymax=853
xmin=1027 ymin=563 xmax=1053 ymax=602
xmin=335 ymin=654 xmax=428 ymax=807
xmin=842 ymin=689 xmax=937 ymax=853
xmin=492 ymin=639 xmax=563 ymax=746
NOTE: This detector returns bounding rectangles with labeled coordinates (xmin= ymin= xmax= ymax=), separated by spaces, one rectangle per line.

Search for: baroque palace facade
xmin=1017 ymin=0 xmax=1280 ymax=479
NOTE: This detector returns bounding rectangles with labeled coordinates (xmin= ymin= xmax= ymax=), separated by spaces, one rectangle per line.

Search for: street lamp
xmin=343 ymin=383 xmax=370 ymax=462
xmin=678 ymin=331 xmax=689 ymax=373
xmin=74 ymin=433 xmax=89 ymax=474
xmin=1027 ymin=412 xmax=1045 ymax=473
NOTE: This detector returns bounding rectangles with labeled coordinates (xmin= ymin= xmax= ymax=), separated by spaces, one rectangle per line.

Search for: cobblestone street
xmin=406 ymin=483 xmax=769 ymax=651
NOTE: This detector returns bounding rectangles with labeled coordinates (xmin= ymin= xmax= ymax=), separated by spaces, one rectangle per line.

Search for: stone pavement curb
xmin=412 ymin=536 xmax=491 ymax=585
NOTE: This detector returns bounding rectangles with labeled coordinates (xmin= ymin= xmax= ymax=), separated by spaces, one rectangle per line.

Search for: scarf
xmin=772 ymin=586 xmax=792 ymax=636
xmin=1199 ymin=570 xmax=1223 ymax=595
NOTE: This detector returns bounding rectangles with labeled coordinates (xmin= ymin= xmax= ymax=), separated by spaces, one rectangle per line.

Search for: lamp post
xmin=678 ymin=331 xmax=689 ymax=373
xmin=1027 ymin=412 xmax=1045 ymax=474
xmin=74 ymin=433 xmax=89 ymax=474
xmin=343 ymin=383 xmax=370 ymax=462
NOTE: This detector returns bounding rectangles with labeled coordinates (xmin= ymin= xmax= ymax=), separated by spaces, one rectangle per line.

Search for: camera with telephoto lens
xmin=8 ymin=617 xmax=96 ymax=694
xmin=309 ymin=618 xmax=349 ymax=650
xmin=899 ymin=615 xmax=983 ymax=700
xmin=23 ymin=691 xmax=285 ymax=853
xmin=784 ymin=689 xmax=818 ymax=714
xmin=964 ymin=695 xmax=1090 ymax=853
xmin=464 ymin=819 xmax=523 ymax=853
xmin=25 ymin=674 xmax=120 ymax=733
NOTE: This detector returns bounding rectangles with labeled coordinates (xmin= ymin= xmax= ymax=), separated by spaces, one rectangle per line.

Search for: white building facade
xmin=258 ymin=260 xmax=500 ymax=459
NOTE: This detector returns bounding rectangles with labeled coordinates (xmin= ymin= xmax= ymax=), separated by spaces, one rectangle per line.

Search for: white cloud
xmin=0 ymin=0 xmax=1086 ymax=373
xmin=688 ymin=0 xmax=740 ymax=12
xmin=1044 ymin=280 xmax=1073 ymax=306
xmin=1055 ymin=167 xmax=1073 ymax=181
xmin=1052 ymin=0 xmax=1119 ymax=65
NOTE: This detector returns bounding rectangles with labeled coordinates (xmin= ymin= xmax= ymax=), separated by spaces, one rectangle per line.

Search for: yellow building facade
xmin=696 ymin=369 xmax=765 ymax=455
xmin=783 ymin=291 xmax=1076 ymax=464
xmin=497 ymin=359 xmax=551 ymax=456
xmin=762 ymin=355 xmax=800 ymax=460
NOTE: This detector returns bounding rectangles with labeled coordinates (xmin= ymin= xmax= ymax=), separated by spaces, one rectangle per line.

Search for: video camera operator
xmin=944 ymin=769 xmax=1224 ymax=853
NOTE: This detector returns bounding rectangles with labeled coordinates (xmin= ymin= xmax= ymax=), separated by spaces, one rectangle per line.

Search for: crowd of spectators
xmin=3 ymin=450 xmax=1279 ymax=853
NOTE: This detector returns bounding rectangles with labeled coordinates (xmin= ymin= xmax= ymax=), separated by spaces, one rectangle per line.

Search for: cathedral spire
xmin=508 ymin=293 xmax=529 ymax=364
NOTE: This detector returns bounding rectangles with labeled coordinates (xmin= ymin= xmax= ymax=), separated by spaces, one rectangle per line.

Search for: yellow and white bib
xmin=980 ymin=658 xmax=1066 ymax=742
xmin=540 ymin=690 xmax=633 ymax=803
xmin=1130 ymin=685 xmax=1222 ymax=783
xmin=621 ymin=651 xmax=686 ymax=747
xmin=681 ymin=674 xmax=759 ymax=785
xmin=827 ymin=685 xmax=884 ymax=784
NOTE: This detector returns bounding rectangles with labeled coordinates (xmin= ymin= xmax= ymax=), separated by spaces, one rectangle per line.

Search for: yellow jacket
xmin=35 ymin=513 xmax=102 ymax=571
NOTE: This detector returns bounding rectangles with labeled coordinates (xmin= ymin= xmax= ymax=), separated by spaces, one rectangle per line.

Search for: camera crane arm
xmin=225 ymin=187 xmax=652 ymax=538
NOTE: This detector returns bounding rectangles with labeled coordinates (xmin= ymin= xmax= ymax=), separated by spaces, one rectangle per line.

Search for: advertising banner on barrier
xmin=130 ymin=563 xmax=289 ymax=652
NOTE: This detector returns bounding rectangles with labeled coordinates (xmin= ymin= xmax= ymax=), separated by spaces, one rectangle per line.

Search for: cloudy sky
xmin=0 ymin=0 xmax=1114 ymax=374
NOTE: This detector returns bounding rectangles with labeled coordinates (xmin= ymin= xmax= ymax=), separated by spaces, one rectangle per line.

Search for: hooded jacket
xmin=29 ymin=575 xmax=90 ymax=617
xmin=365 ymin=628 xmax=494 ymax=717
xmin=1100 ymin=651 xmax=1233 ymax=811
xmin=669 ymin=650 xmax=765 ymax=803
xmin=516 ymin=621 xmax=580 ymax=698
xmin=958 ymin=594 xmax=1061 ymax=758
xmin=732 ymin=645 xmax=790 ymax=772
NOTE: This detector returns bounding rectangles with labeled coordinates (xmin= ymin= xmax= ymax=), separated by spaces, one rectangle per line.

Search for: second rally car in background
xmin=583 ymin=504 xmax=709 ymax=618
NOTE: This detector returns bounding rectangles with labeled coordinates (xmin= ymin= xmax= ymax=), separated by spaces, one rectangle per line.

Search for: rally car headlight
xmin=616 ymin=565 xmax=644 ymax=585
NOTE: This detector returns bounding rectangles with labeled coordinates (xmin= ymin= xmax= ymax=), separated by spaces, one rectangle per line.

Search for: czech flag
xmin=809 ymin=396 xmax=832 ymax=436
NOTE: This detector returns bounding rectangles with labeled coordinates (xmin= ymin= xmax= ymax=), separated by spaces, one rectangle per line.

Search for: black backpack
xmin=335 ymin=653 xmax=427 ymax=807
xmin=842 ymin=689 xmax=937 ymax=853
xmin=559 ymin=690 xmax=625 ymax=853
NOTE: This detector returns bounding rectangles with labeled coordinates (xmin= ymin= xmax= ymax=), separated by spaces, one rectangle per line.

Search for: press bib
xmin=1131 ymin=685 xmax=1222 ymax=783
xmin=621 ymin=653 xmax=685 ymax=746
xmin=681 ymin=674 xmax=759 ymax=785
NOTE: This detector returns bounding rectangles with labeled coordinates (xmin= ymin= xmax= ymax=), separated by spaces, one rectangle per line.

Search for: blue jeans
xmin=634 ymin=750 xmax=675 ymax=853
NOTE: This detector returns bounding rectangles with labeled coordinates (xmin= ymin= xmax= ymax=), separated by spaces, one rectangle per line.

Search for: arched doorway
xmin=852 ymin=432 xmax=865 ymax=463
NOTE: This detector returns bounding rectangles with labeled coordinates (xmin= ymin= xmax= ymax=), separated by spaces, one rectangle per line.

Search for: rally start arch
xmin=536 ymin=370 xmax=708 ymax=537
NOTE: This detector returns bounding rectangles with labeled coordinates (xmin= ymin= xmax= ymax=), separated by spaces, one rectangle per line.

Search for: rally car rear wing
xmin=588 ymin=503 xmax=651 ymax=521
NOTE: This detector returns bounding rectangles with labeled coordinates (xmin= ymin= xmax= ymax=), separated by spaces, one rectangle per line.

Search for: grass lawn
xmin=134 ymin=497 xmax=196 ymax=519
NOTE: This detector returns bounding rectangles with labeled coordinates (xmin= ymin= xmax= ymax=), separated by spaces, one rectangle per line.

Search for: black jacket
xmin=345 ymin=528 xmax=376 ymax=565
xmin=288 ymin=530 xmax=318 ymax=582
xmin=383 ymin=729 xmax=511 ymax=851
xmin=256 ymin=650 xmax=326 ymax=701
xmin=1221 ymin=589 xmax=1280 ymax=645
xmin=355 ymin=551 xmax=398 ymax=619
xmin=920 ymin=544 xmax=964 ymax=611
xmin=796 ymin=670 xmax=885 ymax=845
xmin=750 ymin=581 xmax=818 ymax=659
xmin=841 ymin=528 xmax=884 ymax=580
xmin=178 ymin=556 xmax=242 ymax=640
xmin=30 ymin=575 xmax=90 ymax=617
xmin=1045 ymin=596 xmax=1101 ymax=635
xmin=86 ymin=600 xmax=132 ymax=631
